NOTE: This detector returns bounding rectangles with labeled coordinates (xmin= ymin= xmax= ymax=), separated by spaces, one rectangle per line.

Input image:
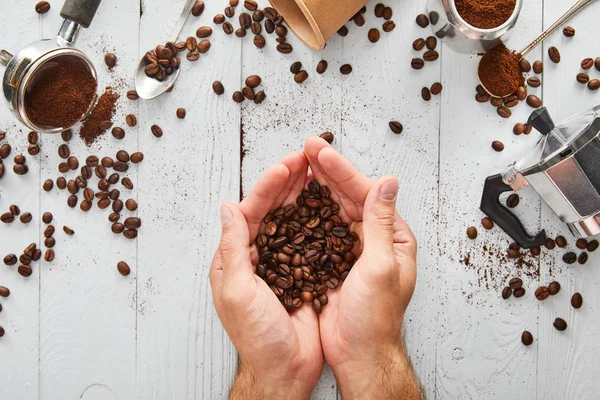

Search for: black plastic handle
xmin=61 ymin=0 xmax=102 ymax=28
xmin=480 ymin=173 xmax=547 ymax=249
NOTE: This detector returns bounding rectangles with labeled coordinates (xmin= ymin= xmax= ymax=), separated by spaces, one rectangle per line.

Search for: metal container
xmin=481 ymin=106 xmax=600 ymax=248
xmin=426 ymin=0 xmax=523 ymax=54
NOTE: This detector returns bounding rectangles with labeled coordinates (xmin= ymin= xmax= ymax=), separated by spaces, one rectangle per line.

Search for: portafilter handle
xmin=480 ymin=174 xmax=548 ymax=249
xmin=57 ymin=0 xmax=102 ymax=46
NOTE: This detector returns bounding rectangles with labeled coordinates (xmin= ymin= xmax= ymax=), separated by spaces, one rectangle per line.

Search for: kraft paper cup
xmin=269 ymin=0 xmax=368 ymax=50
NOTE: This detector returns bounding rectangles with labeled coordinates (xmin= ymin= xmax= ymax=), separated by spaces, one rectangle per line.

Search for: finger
xmin=209 ymin=249 xmax=224 ymax=313
xmin=273 ymin=151 xmax=309 ymax=206
xmin=303 ymin=136 xmax=332 ymax=186
xmin=361 ymin=177 xmax=399 ymax=259
xmin=317 ymin=147 xmax=373 ymax=206
xmin=239 ymin=163 xmax=290 ymax=239
xmin=219 ymin=203 xmax=254 ymax=285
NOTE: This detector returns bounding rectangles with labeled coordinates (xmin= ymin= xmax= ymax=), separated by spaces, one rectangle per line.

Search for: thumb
xmin=361 ymin=177 xmax=399 ymax=258
xmin=219 ymin=203 xmax=254 ymax=284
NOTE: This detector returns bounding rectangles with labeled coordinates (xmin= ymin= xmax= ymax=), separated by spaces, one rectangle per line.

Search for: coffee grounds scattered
xmin=478 ymin=43 xmax=524 ymax=97
xmin=80 ymin=88 xmax=120 ymax=146
xmin=455 ymin=0 xmax=516 ymax=29
xmin=24 ymin=56 xmax=97 ymax=129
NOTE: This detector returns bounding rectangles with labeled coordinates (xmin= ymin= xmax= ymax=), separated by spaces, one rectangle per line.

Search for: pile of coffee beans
xmin=144 ymin=42 xmax=183 ymax=81
xmin=255 ymin=181 xmax=358 ymax=314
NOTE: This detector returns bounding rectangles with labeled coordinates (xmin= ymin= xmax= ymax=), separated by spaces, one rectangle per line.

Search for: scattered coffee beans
xmin=553 ymin=317 xmax=567 ymax=331
xmin=35 ymin=1 xmax=50 ymax=14
xmin=502 ymin=286 xmax=512 ymax=299
xmin=389 ymin=121 xmax=403 ymax=134
xmin=548 ymin=46 xmax=561 ymax=63
xmin=117 ymin=261 xmax=131 ymax=276
xmin=466 ymin=226 xmax=478 ymax=239
xmin=535 ymin=286 xmax=550 ymax=300
xmin=521 ymin=331 xmax=533 ymax=346
xmin=571 ymin=292 xmax=583 ymax=309
xmin=563 ymin=26 xmax=575 ymax=37
xmin=506 ymin=193 xmax=519 ymax=208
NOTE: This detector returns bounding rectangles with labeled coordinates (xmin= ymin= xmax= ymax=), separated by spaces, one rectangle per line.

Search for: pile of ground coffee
xmin=24 ymin=56 xmax=96 ymax=128
xmin=478 ymin=43 xmax=524 ymax=97
xmin=79 ymin=88 xmax=120 ymax=145
xmin=455 ymin=0 xmax=516 ymax=29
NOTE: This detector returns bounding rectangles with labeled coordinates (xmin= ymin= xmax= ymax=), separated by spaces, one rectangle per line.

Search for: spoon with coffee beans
xmin=134 ymin=0 xmax=196 ymax=99
xmin=478 ymin=0 xmax=595 ymax=98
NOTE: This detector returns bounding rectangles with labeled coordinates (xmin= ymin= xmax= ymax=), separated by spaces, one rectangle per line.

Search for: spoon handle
xmin=170 ymin=0 xmax=198 ymax=43
xmin=520 ymin=0 xmax=595 ymax=58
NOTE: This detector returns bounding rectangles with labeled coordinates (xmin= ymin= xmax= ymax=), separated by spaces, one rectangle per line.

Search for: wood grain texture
xmin=0 ymin=0 xmax=600 ymax=398
xmin=0 ymin=1 xmax=43 ymax=399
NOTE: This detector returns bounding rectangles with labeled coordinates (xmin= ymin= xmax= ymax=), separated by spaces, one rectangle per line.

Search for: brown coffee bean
xmin=151 ymin=125 xmax=163 ymax=138
xmin=589 ymin=79 xmax=600 ymax=90
xmin=423 ymin=50 xmax=439 ymax=62
xmin=515 ymin=86 xmax=527 ymax=101
xmin=294 ymin=71 xmax=308 ymax=84
xmin=235 ymin=28 xmax=247 ymax=38
xmin=374 ymin=3 xmax=385 ymax=17
xmin=67 ymin=195 xmax=78 ymax=208
xmin=576 ymin=238 xmax=588 ymax=249
xmin=112 ymin=223 xmax=125 ymax=234
xmin=578 ymin=252 xmax=588 ymax=264
xmin=252 ymin=34 xmax=265 ymax=48
xmin=571 ymin=292 xmax=583 ymax=309
xmin=125 ymin=114 xmax=137 ymax=127
xmin=0 ymin=286 xmax=9 ymax=297
xmin=290 ymin=62 xmax=302 ymax=74
xmin=563 ymin=252 xmax=577 ymax=264
xmin=18 ymin=264 xmax=32 ymax=278
xmin=61 ymin=129 xmax=72 ymax=141
xmin=479 ymin=217 xmax=493 ymax=230
xmin=577 ymin=73 xmax=590 ymax=84
xmin=337 ymin=25 xmax=348 ymax=37
xmin=411 ymin=58 xmax=425 ymax=70
xmin=548 ymin=46 xmax=560 ymax=63
xmin=43 ymin=249 xmax=54 ymax=262
xmin=13 ymin=163 xmax=28 ymax=175
xmin=521 ymin=331 xmax=533 ymax=346
xmin=513 ymin=123 xmax=524 ymax=135
xmin=126 ymin=90 xmax=139 ymax=100
xmin=0 ymin=144 xmax=11 ymax=159
xmin=476 ymin=93 xmax=491 ymax=102
xmin=277 ymin=43 xmax=293 ymax=54
xmin=383 ymin=20 xmax=396 ymax=32
xmin=27 ymin=131 xmax=38 ymax=144
xmin=124 ymin=217 xmax=142 ymax=229
xmin=587 ymin=240 xmax=599 ymax=252
xmin=43 ymin=225 xmax=55 ymax=238
xmin=192 ymin=1 xmax=204 ymax=16
xmin=555 ymin=236 xmax=567 ymax=248
xmin=1 ymin=212 xmax=14 ymax=223
xmin=3 ymin=254 xmax=17 ymax=266
xmin=527 ymin=77 xmax=541 ymax=88
xmin=368 ymin=28 xmax=380 ymax=43
xmin=509 ymin=277 xmax=523 ymax=289
xmin=253 ymin=10 xmax=264 ymax=22
xmin=35 ymin=1 xmax=50 ymax=13
xmin=212 ymin=81 xmax=225 ymax=95
xmin=8 ymin=205 xmax=19 ymax=216
xmin=196 ymin=26 xmax=212 ymax=38
xmin=27 ymin=144 xmax=40 ymax=156
xmin=497 ymin=106 xmax=512 ymax=118
xmin=548 ymin=281 xmax=561 ymax=295
xmin=19 ymin=212 xmax=32 ymax=223
xmin=491 ymin=141 xmax=504 ymax=152
xmin=244 ymin=0 xmax=257 ymax=10
xmin=104 ymin=53 xmax=117 ymax=69
xmin=506 ymin=193 xmax=519 ymax=208
xmin=419 ymin=87 xmax=431 ymax=101
xmin=431 ymin=82 xmax=443 ymax=95
xmin=513 ymin=287 xmax=526 ymax=298
xmin=533 ymin=60 xmax=543 ymax=73
xmin=275 ymin=25 xmax=287 ymax=37
xmin=413 ymin=38 xmax=425 ymax=51
xmin=553 ymin=318 xmax=567 ymax=331
xmin=502 ymin=286 xmax=512 ymax=299
xmin=254 ymin=91 xmax=266 ymax=104
xmin=42 ymin=212 xmax=52 ymax=224
xmin=526 ymin=95 xmax=542 ymax=108
xmin=124 ymin=229 xmax=138 ymax=239
xmin=519 ymin=58 xmax=531 ymax=72
xmin=185 ymin=36 xmax=197 ymax=52
xmin=491 ymin=97 xmax=503 ymax=107
xmin=245 ymin=75 xmax=261 ymax=88
xmin=535 ymin=286 xmax=550 ymax=300
xmin=523 ymin=123 xmax=533 ymax=134
xmin=122 ymin=177 xmax=134 ymax=190
xmin=117 ymin=261 xmax=131 ymax=276
xmin=416 ymin=14 xmax=429 ymax=28
xmin=389 ymin=121 xmax=403 ymax=134
xmin=223 ymin=22 xmax=234 ymax=35
xmin=581 ymin=58 xmax=594 ymax=70
xmin=124 ymin=199 xmax=138 ymax=211
xmin=563 ymin=26 xmax=575 ymax=37
xmin=130 ymin=152 xmax=144 ymax=164
xmin=466 ymin=226 xmax=477 ymax=239
xmin=382 ymin=6 xmax=392 ymax=20
xmin=423 ymin=37 xmax=437 ymax=51
xmin=44 ymin=237 xmax=55 ymax=248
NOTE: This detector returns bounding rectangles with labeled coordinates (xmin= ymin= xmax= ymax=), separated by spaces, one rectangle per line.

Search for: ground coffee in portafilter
xmin=255 ymin=181 xmax=358 ymax=314
xmin=24 ymin=56 xmax=97 ymax=129
xmin=455 ymin=0 xmax=516 ymax=29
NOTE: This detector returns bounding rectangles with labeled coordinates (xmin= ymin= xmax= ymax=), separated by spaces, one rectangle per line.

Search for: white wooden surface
xmin=0 ymin=0 xmax=599 ymax=399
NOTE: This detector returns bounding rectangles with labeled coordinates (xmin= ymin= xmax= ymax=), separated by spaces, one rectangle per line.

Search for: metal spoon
xmin=478 ymin=0 xmax=596 ymax=98
xmin=135 ymin=0 xmax=196 ymax=100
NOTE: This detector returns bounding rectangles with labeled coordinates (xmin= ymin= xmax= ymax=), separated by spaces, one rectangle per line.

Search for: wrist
xmin=332 ymin=343 xmax=421 ymax=400
xmin=230 ymin=361 xmax=315 ymax=400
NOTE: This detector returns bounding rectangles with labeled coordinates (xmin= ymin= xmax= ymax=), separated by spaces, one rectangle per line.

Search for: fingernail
xmin=220 ymin=205 xmax=233 ymax=227
xmin=379 ymin=179 xmax=398 ymax=201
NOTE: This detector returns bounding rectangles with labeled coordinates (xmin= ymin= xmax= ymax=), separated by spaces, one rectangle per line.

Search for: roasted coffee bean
xmin=521 ymin=331 xmax=533 ymax=346
xmin=413 ymin=38 xmax=425 ymax=51
xmin=122 ymin=177 xmax=134 ymax=190
xmin=578 ymin=252 xmax=588 ymax=264
xmin=126 ymin=90 xmax=139 ymax=100
xmin=14 ymin=154 xmax=25 ymax=164
xmin=411 ymin=58 xmax=425 ymax=70
xmin=577 ymin=73 xmax=590 ymax=84
xmin=374 ymin=3 xmax=385 ymax=17
xmin=535 ymin=286 xmax=550 ymax=300
xmin=42 ymin=212 xmax=52 ymax=224
xmin=67 ymin=195 xmax=77 ymax=208
xmin=383 ymin=20 xmax=396 ymax=32
xmin=223 ymin=22 xmax=234 ymax=35
xmin=245 ymin=75 xmax=261 ymax=88
xmin=290 ymin=61 xmax=302 ymax=74
xmin=27 ymin=131 xmax=38 ymax=144
xmin=527 ymin=77 xmax=541 ymax=87
xmin=382 ymin=6 xmax=392 ymax=20
xmin=275 ymin=25 xmax=287 ymax=37
xmin=516 ymin=86 xmax=527 ymax=101
xmin=571 ymin=292 xmax=583 ymax=309
xmin=186 ymin=36 xmax=197 ymax=52
xmin=423 ymin=50 xmax=439 ymax=62
xmin=587 ymin=240 xmax=599 ymax=252
xmin=124 ymin=217 xmax=142 ymax=229
xmin=1 ymin=212 xmax=14 ymax=223
xmin=0 ymin=286 xmax=9 ymax=297
xmin=533 ymin=60 xmax=543 ymax=74
xmin=476 ymin=93 xmax=491 ymax=103
xmin=130 ymin=152 xmax=144 ymax=164
xmin=232 ymin=91 xmax=244 ymax=103
xmin=337 ymin=25 xmax=348 ymax=37
xmin=481 ymin=217 xmax=494 ymax=230
xmin=192 ymin=1 xmax=204 ymax=16
xmin=212 ymin=81 xmax=225 ymax=95
xmin=548 ymin=46 xmax=560 ymax=63
xmin=244 ymin=0 xmax=257 ymax=10
xmin=513 ymin=123 xmax=525 ymax=135
xmin=187 ymin=50 xmax=200 ymax=61
xmin=252 ymin=9 xmax=264 ymax=22
xmin=67 ymin=156 xmax=79 ymax=170
xmin=86 ymin=155 xmax=99 ymax=167
xmin=523 ymin=123 xmax=533 ymax=134
xmin=104 ymin=53 xmax=117 ymax=69
xmin=112 ymin=223 xmax=125 ymax=234
xmin=151 ymin=125 xmax=163 ymax=138
xmin=563 ymin=26 xmax=575 ymax=37
xmin=214 ymin=14 xmax=225 ymax=24
xmin=416 ymin=14 xmax=429 ymax=28
xmin=125 ymin=199 xmax=138 ymax=211
xmin=125 ymin=114 xmax=137 ymax=127
xmin=526 ymin=95 xmax=542 ymax=108
xmin=389 ymin=121 xmax=403 ymax=134
xmin=225 ymin=5 xmax=235 ymax=17
xmin=43 ymin=225 xmax=55 ymax=238
xmin=18 ymin=212 xmax=30 ymax=223
xmin=466 ymin=226 xmax=477 ymax=239
xmin=513 ymin=287 xmax=526 ymax=297
xmin=319 ymin=132 xmax=334 ymax=144
xmin=581 ymin=58 xmax=594 ymax=70
xmin=0 ymin=143 xmax=11 ymax=159
xmin=509 ymin=277 xmax=523 ymax=289
xmin=294 ymin=70 xmax=308 ymax=84
xmin=576 ymin=238 xmax=588 ymax=249
xmin=117 ymin=261 xmax=131 ymax=276
xmin=253 ymin=34 xmax=266 ymax=48
xmin=422 ymin=87 xmax=431 ymax=101
xmin=519 ymin=58 xmax=531 ymax=72
xmin=197 ymin=40 xmax=211 ymax=54
xmin=196 ymin=26 xmax=212 ymax=38
xmin=235 ymin=28 xmax=247 ymax=38
xmin=3 ymin=254 xmax=17 ymax=266
xmin=18 ymin=264 xmax=32 ymax=277
xmin=13 ymin=163 xmax=28 ymax=175
xmin=497 ymin=106 xmax=512 ymax=118
xmin=254 ymin=91 xmax=266 ymax=104
xmin=491 ymin=141 xmax=504 ymax=152
xmin=124 ymin=229 xmax=138 ymax=239
xmin=596 ymin=57 xmax=600 ymax=71
xmin=431 ymin=82 xmax=443 ymax=95
xmin=63 ymin=226 xmax=74 ymax=236
xmin=553 ymin=318 xmax=567 ymax=331
xmin=545 ymin=238 xmax=556 ymax=250
xmin=555 ymin=236 xmax=567 ymax=248
xmin=44 ymin=237 xmax=55 ymax=248
xmin=368 ymin=28 xmax=380 ymax=43
xmin=502 ymin=286 xmax=512 ymax=299
xmin=491 ymin=97 xmax=503 ymax=107
xmin=35 ymin=0 xmax=50 ymax=13
xmin=589 ymin=79 xmax=600 ymax=91
xmin=548 ymin=281 xmax=561 ymax=295
xmin=562 ymin=252 xmax=577 ymax=264
xmin=506 ymin=193 xmax=519 ymax=208
xmin=263 ymin=6 xmax=277 ymax=20
xmin=531 ymin=246 xmax=541 ymax=257
xmin=277 ymin=43 xmax=293 ymax=54
xmin=9 ymin=205 xmax=19 ymax=216
xmin=27 ymin=144 xmax=40 ymax=156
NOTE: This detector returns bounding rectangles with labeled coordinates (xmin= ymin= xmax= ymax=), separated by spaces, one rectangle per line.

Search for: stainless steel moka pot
xmin=0 ymin=0 xmax=102 ymax=134
xmin=481 ymin=106 xmax=600 ymax=248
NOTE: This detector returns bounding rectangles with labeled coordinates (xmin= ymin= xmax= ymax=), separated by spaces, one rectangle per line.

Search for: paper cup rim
xmin=268 ymin=0 xmax=326 ymax=50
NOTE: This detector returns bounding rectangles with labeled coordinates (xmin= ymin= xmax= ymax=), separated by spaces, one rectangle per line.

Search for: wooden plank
xmin=536 ymin=1 xmax=600 ymax=398
xmin=37 ymin=1 xmax=139 ymax=398
xmin=135 ymin=0 xmax=240 ymax=398
xmin=435 ymin=0 xmax=544 ymax=397
xmin=239 ymin=1 xmax=343 ymax=397
xmin=336 ymin=1 xmax=440 ymax=398
xmin=0 ymin=1 xmax=43 ymax=399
